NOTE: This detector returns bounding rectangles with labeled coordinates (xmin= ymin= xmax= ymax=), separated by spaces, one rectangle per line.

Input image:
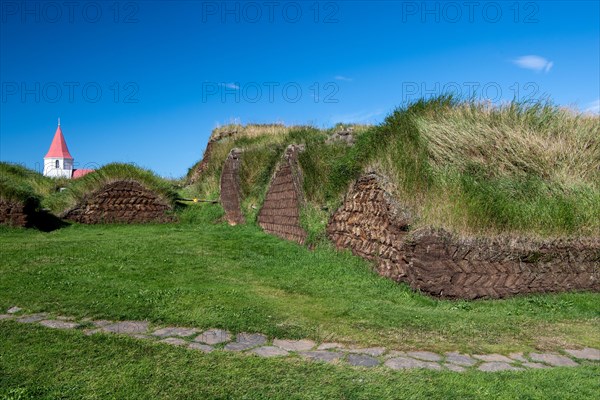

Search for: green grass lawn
xmin=1 ymin=206 xmax=598 ymax=354
xmin=1 ymin=206 xmax=599 ymax=398
xmin=1 ymin=322 xmax=599 ymax=400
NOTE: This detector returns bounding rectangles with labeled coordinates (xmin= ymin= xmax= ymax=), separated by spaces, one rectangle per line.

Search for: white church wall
xmin=43 ymin=157 xmax=73 ymax=178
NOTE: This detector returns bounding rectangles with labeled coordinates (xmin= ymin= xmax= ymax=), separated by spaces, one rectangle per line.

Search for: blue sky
xmin=1 ymin=0 xmax=598 ymax=177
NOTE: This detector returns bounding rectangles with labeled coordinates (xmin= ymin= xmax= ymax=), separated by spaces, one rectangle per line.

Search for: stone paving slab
xmin=522 ymin=362 xmax=549 ymax=369
xmin=153 ymin=327 xmax=198 ymax=338
xmin=384 ymin=351 xmax=406 ymax=359
xmin=529 ymin=353 xmax=578 ymax=367
xmin=102 ymin=321 xmax=149 ymax=335
xmin=188 ymin=343 xmax=214 ymax=353
xmin=39 ymin=320 xmax=79 ymax=330
xmin=252 ymin=346 xmax=290 ymax=357
xmin=17 ymin=313 xmax=48 ymax=323
xmin=7 ymin=306 xmax=22 ymax=314
xmin=300 ymin=351 xmax=344 ymax=363
xmin=564 ymin=348 xmax=600 ymax=361
xmin=444 ymin=352 xmax=477 ymax=366
xmin=160 ymin=337 xmax=188 ymax=347
xmin=406 ymin=351 xmax=442 ymax=362
xmin=90 ymin=320 xmax=113 ymax=328
xmin=236 ymin=333 xmax=268 ymax=346
xmin=443 ymin=363 xmax=466 ymax=372
xmin=473 ymin=354 xmax=514 ymax=363
xmin=317 ymin=342 xmax=344 ymax=350
xmin=0 ymin=314 xmax=12 ymax=320
xmin=224 ymin=342 xmax=256 ymax=352
xmin=347 ymin=354 xmax=380 ymax=367
xmin=273 ymin=339 xmax=315 ymax=352
xmin=384 ymin=357 xmax=442 ymax=370
xmin=348 ymin=347 xmax=386 ymax=357
xmin=508 ymin=353 xmax=528 ymax=363
xmin=194 ymin=329 xmax=232 ymax=345
xmin=478 ymin=362 xmax=523 ymax=372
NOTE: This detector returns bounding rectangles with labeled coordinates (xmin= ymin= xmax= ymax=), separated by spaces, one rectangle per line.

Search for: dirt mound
xmin=258 ymin=145 xmax=307 ymax=244
xmin=61 ymin=180 xmax=174 ymax=224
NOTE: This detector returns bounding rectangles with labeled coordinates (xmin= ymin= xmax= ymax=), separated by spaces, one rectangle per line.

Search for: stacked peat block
xmin=327 ymin=173 xmax=600 ymax=299
xmin=326 ymin=173 xmax=412 ymax=281
xmin=258 ymin=145 xmax=308 ymax=244
xmin=189 ymin=126 xmax=241 ymax=185
xmin=404 ymin=228 xmax=600 ymax=299
xmin=0 ymin=200 xmax=30 ymax=227
xmin=188 ymin=141 xmax=217 ymax=184
xmin=61 ymin=180 xmax=174 ymax=224
xmin=220 ymin=148 xmax=245 ymax=225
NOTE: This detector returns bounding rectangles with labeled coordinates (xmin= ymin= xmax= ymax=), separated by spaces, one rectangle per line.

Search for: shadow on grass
xmin=29 ymin=209 xmax=70 ymax=232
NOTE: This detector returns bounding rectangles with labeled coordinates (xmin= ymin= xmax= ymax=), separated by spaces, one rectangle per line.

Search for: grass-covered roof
xmin=186 ymin=97 xmax=600 ymax=237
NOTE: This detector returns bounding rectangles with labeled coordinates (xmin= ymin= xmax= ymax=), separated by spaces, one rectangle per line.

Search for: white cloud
xmin=512 ymin=55 xmax=554 ymax=73
xmin=584 ymin=99 xmax=600 ymax=115
xmin=219 ymin=82 xmax=240 ymax=90
xmin=334 ymin=75 xmax=353 ymax=82
xmin=331 ymin=109 xmax=384 ymax=124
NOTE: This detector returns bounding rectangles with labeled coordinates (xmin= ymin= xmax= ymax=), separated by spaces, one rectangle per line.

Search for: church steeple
xmin=43 ymin=119 xmax=74 ymax=178
xmin=44 ymin=120 xmax=73 ymax=159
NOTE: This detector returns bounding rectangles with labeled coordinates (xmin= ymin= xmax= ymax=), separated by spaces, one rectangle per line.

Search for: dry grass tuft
xmin=416 ymin=102 xmax=600 ymax=189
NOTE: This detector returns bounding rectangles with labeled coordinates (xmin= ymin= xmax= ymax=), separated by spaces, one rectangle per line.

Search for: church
xmin=43 ymin=120 xmax=95 ymax=179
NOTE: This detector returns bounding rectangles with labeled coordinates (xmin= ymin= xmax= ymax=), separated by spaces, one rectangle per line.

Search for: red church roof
xmin=44 ymin=123 xmax=73 ymax=159
xmin=72 ymin=169 xmax=95 ymax=179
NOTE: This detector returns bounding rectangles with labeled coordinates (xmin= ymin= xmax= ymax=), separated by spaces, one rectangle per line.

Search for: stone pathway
xmin=2 ymin=308 xmax=599 ymax=373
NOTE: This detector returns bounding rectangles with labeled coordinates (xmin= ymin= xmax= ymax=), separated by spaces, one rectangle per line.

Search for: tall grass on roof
xmin=184 ymin=124 xmax=330 ymax=200
xmin=367 ymin=96 xmax=600 ymax=236
xmin=0 ymin=180 xmax=41 ymax=214
xmin=0 ymin=162 xmax=57 ymax=203
xmin=210 ymin=123 xmax=291 ymax=142
xmin=187 ymin=98 xmax=598 ymax=237
xmin=0 ymin=163 xmax=59 ymax=218
xmin=299 ymin=96 xmax=600 ymax=237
